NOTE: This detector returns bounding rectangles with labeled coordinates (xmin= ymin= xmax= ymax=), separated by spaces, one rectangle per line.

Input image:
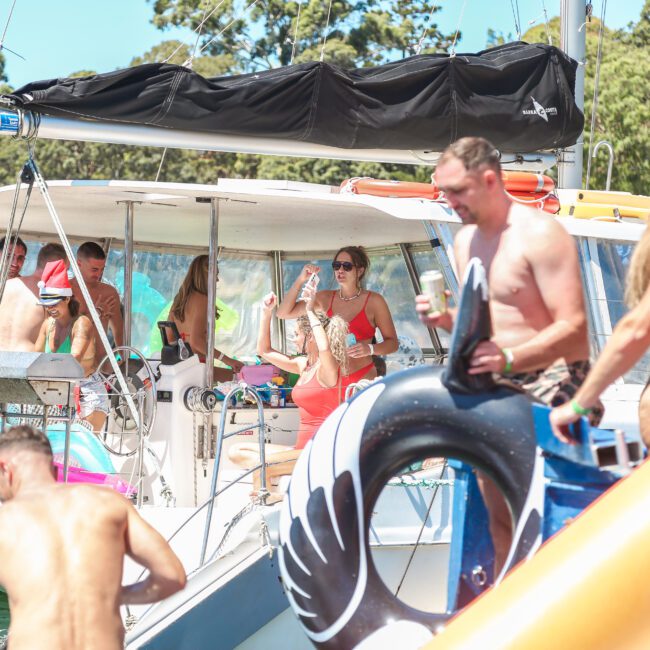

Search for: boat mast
xmin=558 ymin=0 xmax=587 ymax=189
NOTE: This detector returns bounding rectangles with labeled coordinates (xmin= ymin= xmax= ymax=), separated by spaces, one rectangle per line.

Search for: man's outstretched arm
xmin=121 ymin=502 xmax=186 ymax=605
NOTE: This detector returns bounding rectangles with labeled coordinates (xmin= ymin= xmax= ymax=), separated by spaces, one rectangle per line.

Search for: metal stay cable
xmin=394 ymin=459 xmax=448 ymax=598
xmin=449 ymin=0 xmax=468 ymax=56
xmin=319 ymin=0 xmax=335 ymax=62
xmin=27 ymin=157 xmax=140 ymax=428
xmin=509 ymin=0 xmax=522 ymax=40
xmin=162 ymin=0 xmax=228 ymax=64
xmin=0 ymin=165 xmax=32 ymax=301
xmin=585 ymin=0 xmax=608 ymax=190
xmin=0 ymin=0 xmax=18 ymax=50
xmin=290 ymin=0 xmax=305 ymax=64
xmin=198 ymin=0 xmax=262 ymax=56
xmin=414 ymin=2 xmax=443 ymax=56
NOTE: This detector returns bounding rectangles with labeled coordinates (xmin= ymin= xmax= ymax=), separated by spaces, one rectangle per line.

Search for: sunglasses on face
xmin=332 ymin=261 xmax=355 ymax=272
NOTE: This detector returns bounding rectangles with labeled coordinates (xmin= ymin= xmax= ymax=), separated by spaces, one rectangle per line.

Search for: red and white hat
xmin=37 ymin=259 xmax=72 ymax=306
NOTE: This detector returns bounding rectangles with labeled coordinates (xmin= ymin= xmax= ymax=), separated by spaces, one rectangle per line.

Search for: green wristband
xmin=570 ymin=399 xmax=592 ymax=416
xmin=501 ymin=347 xmax=514 ymax=374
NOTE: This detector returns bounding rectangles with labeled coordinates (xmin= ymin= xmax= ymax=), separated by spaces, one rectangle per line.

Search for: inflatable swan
xmin=278 ymin=258 xmax=545 ymax=649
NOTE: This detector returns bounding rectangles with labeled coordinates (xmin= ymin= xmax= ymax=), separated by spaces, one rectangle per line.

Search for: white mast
xmin=558 ymin=0 xmax=587 ymax=189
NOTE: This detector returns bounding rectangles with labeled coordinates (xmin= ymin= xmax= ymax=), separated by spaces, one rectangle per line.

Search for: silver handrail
xmin=199 ymin=382 xmax=267 ymax=566
xmin=592 ymin=140 xmax=614 ymax=191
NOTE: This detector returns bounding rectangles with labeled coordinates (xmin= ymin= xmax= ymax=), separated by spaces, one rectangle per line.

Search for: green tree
xmin=148 ymin=0 xmax=455 ymax=70
xmin=524 ymin=12 xmax=650 ymax=195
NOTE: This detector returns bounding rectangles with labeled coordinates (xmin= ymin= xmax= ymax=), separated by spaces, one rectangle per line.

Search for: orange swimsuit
xmin=291 ymin=371 xmax=341 ymax=450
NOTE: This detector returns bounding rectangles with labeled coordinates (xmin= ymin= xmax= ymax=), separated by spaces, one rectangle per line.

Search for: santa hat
xmin=37 ymin=259 xmax=73 ymax=306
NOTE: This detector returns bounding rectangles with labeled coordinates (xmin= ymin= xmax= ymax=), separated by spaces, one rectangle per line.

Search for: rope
xmin=414 ymin=2 xmax=442 ymax=56
xmin=449 ymin=0 xmax=469 ymax=56
xmin=585 ymin=0 xmax=608 ymax=191
xmin=319 ymin=0 xmax=335 ymax=62
xmin=290 ymin=0 xmax=305 ymax=64
xmin=394 ymin=460 xmax=448 ymax=598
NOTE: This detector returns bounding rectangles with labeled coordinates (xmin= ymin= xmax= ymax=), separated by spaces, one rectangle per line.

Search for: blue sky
xmin=1 ymin=0 xmax=645 ymax=88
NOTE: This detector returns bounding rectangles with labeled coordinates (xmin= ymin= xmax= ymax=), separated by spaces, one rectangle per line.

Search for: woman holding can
xmin=277 ymin=245 xmax=398 ymax=384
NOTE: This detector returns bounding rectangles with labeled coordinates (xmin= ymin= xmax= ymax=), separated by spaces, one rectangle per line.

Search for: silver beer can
xmin=420 ymin=270 xmax=446 ymax=315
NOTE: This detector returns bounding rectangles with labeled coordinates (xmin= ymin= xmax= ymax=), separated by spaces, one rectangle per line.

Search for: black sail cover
xmin=6 ymin=42 xmax=583 ymax=153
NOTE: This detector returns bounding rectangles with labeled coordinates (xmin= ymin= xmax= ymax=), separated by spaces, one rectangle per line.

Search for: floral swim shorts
xmin=503 ymin=359 xmax=604 ymax=426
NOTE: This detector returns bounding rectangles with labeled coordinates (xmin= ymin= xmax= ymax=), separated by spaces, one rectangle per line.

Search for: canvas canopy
xmin=6 ymin=42 xmax=583 ymax=154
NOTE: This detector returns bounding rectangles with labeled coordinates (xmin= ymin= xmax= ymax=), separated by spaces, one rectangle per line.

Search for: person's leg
xmin=475 ymin=471 xmax=512 ymax=578
xmin=251 ymin=449 xmax=301 ymax=502
xmin=84 ymin=410 xmax=107 ymax=433
xmin=213 ymin=367 xmax=234 ymax=383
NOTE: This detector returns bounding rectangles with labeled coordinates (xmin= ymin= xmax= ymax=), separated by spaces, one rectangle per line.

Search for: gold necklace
xmin=339 ymin=288 xmax=362 ymax=302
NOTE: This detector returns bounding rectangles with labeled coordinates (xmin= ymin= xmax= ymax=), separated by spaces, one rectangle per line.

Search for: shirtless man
xmin=0 ymin=425 xmax=186 ymax=650
xmin=0 ymin=236 xmax=27 ymax=279
xmin=0 ymin=243 xmax=66 ymax=351
xmin=74 ymin=241 xmax=124 ymax=366
xmin=416 ymin=137 xmax=601 ymax=575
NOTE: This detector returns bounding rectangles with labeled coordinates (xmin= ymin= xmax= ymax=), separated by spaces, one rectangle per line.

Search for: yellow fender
xmin=423 ymin=460 xmax=650 ymax=650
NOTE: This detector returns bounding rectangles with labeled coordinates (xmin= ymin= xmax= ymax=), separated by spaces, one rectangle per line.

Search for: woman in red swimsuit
xmin=229 ymin=285 xmax=348 ymax=502
xmin=277 ymin=246 xmax=398 ymax=385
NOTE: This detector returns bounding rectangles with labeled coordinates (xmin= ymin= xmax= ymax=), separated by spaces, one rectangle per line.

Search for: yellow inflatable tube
xmin=423 ymin=460 xmax=650 ymax=650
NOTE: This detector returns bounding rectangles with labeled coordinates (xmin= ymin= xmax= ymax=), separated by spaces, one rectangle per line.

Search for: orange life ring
xmin=508 ymin=190 xmax=560 ymax=214
xmin=502 ymin=171 xmax=555 ymax=193
xmin=340 ymin=177 xmax=442 ymax=200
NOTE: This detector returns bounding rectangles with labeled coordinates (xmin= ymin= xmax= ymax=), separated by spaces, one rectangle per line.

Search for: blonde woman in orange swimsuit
xmin=229 ymin=284 xmax=348 ymax=502
xmin=277 ymin=246 xmax=398 ymax=385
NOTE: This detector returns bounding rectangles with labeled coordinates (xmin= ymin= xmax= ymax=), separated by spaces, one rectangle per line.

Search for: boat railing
xmin=123 ymin=382 xmax=269 ymax=625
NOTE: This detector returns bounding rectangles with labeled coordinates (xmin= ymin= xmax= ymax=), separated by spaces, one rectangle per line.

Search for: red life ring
xmin=507 ymin=190 xmax=560 ymax=214
xmin=502 ymin=171 xmax=555 ymax=193
xmin=340 ymin=177 xmax=442 ymax=200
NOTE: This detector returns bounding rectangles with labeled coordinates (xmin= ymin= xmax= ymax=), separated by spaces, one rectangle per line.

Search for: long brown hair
xmin=170 ymin=255 xmax=219 ymax=321
xmin=625 ymin=224 xmax=650 ymax=308
xmin=334 ymin=245 xmax=370 ymax=288
xmin=297 ymin=311 xmax=349 ymax=375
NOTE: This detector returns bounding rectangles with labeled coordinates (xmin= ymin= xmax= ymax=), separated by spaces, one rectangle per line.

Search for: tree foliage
xmin=524 ymin=10 xmax=650 ymax=195
xmin=0 ymin=3 xmax=647 ymax=194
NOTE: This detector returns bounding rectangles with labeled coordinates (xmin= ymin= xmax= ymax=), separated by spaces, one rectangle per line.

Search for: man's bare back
xmin=0 ymin=485 xmax=129 ymax=649
xmin=453 ymin=202 xmax=590 ymax=363
xmin=0 ymin=276 xmax=45 ymax=351
xmin=0 ymin=426 xmax=186 ymax=650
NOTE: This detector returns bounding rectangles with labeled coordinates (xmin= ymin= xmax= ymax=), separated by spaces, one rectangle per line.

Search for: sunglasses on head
xmin=332 ymin=261 xmax=355 ymax=272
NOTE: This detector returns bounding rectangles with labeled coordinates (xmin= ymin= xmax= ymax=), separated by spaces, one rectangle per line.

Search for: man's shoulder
xmin=508 ymin=204 xmax=568 ymax=244
xmin=97 ymin=282 xmax=120 ymax=298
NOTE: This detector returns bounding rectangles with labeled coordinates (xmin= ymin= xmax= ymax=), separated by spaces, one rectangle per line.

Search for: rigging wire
xmin=162 ymin=0 xmax=227 ymax=64
xmin=0 ymin=0 xmax=24 ymax=60
xmin=414 ymin=2 xmax=441 ymax=56
xmin=585 ymin=0 xmax=608 ymax=190
xmin=449 ymin=0 xmax=469 ymax=56
xmin=155 ymin=148 xmax=168 ymax=183
xmin=290 ymin=0 xmax=305 ymax=64
xmin=319 ymin=0 xmax=335 ymax=62
xmin=509 ymin=0 xmax=522 ymax=40
xmin=199 ymin=0 xmax=262 ymax=56
xmin=394 ymin=460 xmax=448 ymax=598
xmin=0 ymin=0 xmax=17 ymax=48
xmin=540 ymin=0 xmax=552 ymax=45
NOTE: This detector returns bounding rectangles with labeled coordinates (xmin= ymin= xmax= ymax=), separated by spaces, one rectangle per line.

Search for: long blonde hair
xmin=297 ymin=311 xmax=349 ymax=375
xmin=625 ymin=225 xmax=650 ymax=308
xmin=170 ymin=255 xmax=219 ymax=321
